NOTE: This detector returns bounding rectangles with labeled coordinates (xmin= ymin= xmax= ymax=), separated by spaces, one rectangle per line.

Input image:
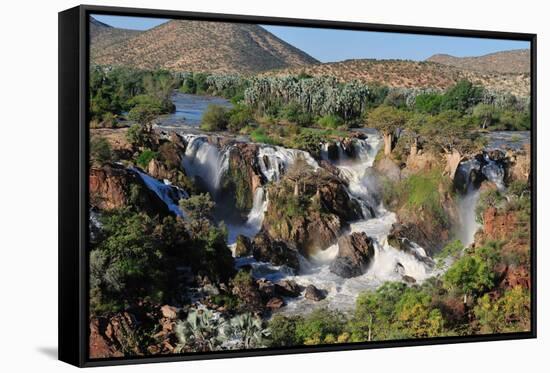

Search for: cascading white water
xmin=455 ymin=154 xmax=506 ymax=246
xmin=257 ymin=145 xmax=319 ymax=182
xmin=181 ymin=135 xmax=229 ymax=193
xmin=226 ymin=187 xmax=269 ymax=245
xmin=235 ymin=134 xmax=437 ymax=313
xmin=131 ymin=168 xmax=188 ymax=218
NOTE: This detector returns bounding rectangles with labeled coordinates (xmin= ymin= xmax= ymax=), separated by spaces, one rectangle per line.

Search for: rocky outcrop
xmin=274 ymin=279 xmax=302 ymax=297
xmin=234 ymin=235 xmax=253 ymax=257
xmin=375 ymin=157 xmax=401 ymax=182
xmin=388 ymin=221 xmax=445 ymax=258
xmin=89 ymin=164 xmax=169 ymax=215
xmin=223 ymin=143 xmax=265 ymax=212
xmin=304 ymin=285 xmax=326 ymax=301
xmin=262 ymin=167 xmax=363 ymax=255
xmin=252 ymin=231 xmax=300 ymax=270
xmin=330 ymin=232 xmax=375 ymax=278
xmin=507 ymin=145 xmax=530 ymax=183
xmin=480 ymin=206 xmax=517 ymax=242
xmin=89 ymin=312 xmax=141 ymax=358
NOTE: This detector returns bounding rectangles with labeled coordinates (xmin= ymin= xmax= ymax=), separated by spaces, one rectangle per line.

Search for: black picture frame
xmin=59 ymin=4 xmax=537 ymax=367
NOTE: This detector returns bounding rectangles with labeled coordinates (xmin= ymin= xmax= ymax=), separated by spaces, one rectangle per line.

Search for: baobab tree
xmin=367 ymin=105 xmax=407 ymax=156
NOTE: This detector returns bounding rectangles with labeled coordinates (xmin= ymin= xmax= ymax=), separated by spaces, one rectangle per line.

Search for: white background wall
xmin=0 ymin=0 xmax=546 ymax=370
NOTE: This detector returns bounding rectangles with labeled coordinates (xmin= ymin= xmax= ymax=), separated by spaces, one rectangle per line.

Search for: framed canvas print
xmin=58 ymin=4 xmax=537 ymax=367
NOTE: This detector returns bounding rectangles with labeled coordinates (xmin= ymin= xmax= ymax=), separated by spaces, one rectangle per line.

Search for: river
xmin=157 ymin=92 xmax=233 ymax=127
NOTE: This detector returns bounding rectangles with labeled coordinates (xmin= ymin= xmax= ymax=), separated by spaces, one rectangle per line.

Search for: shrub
xmin=136 ymin=148 xmax=157 ymax=169
xmin=200 ymin=104 xmax=229 ymax=131
xmin=415 ymin=93 xmax=443 ymax=114
xmin=317 ymin=114 xmax=344 ymax=129
xmin=268 ymin=314 xmax=302 ymax=347
xmin=126 ymin=124 xmax=147 ymax=148
xmin=443 ymin=253 xmax=495 ymax=303
xmin=294 ymin=308 xmax=347 ymax=345
xmin=474 ymin=286 xmax=530 ymax=334
xmin=250 ymin=127 xmax=280 ymax=145
xmin=228 ymin=104 xmax=253 ymax=132
xmin=90 ymin=136 xmax=112 ymax=165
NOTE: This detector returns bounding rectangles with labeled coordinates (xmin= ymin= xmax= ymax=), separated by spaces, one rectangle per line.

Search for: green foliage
xmin=367 ymin=105 xmax=407 ymax=135
xmin=443 ymin=252 xmax=495 ymax=300
xmin=200 ymin=104 xmax=229 ymax=131
xmin=436 ymin=240 xmax=464 ymax=260
xmin=136 ymin=148 xmax=157 ymax=169
xmin=268 ymin=314 xmax=302 ymax=347
xmin=89 ymin=66 xmax=176 ymax=122
xmin=472 ymin=103 xmax=496 ymax=129
xmin=175 ymin=309 xmax=227 ymax=352
xmin=126 ymin=124 xmax=147 ymax=149
xmin=474 ymin=286 xmax=531 ymax=334
xmin=440 ymin=80 xmax=483 ymax=112
xmin=227 ymin=104 xmax=254 ymax=132
xmin=317 ymin=114 xmax=344 ymax=129
xmin=250 ymin=126 xmax=281 ymax=145
xmin=225 ymin=313 xmax=270 ymax=349
xmin=295 ymin=308 xmax=347 ymax=345
xmin=350 ymin=282 xmax=446 ymax=341
xmin=90 ymin=136 xmax=112 ymax=165
xmin=90 ymin=209 xmax=168 ymax=313
xmin=415 ymin=93 xmax=444 ymax=114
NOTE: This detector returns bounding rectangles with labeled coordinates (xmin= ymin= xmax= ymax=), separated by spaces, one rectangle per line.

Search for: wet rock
xmin=266 ymin=297 xmax=285 ymax=310
xmin=257 ymin=279 xmax=276 ymax=300
xmin=275 ymin=279 xmax=302 ymax=298
xmin=330 ymin=232 xmax=375 ymax=278
xmin=252 ymin=231 xmax=300 ymax=270
xmin=402 ymin=275 xmax=417 ymax=284
xmin=234 ymin=235 xmax=253 ymax=257
xmin=304 ymin=285 xmax=327 ymax=301
xmin=231 ymin=273 xmax=264 ymax=313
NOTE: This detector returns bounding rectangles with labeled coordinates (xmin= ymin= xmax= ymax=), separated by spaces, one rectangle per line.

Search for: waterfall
xmin=246 ymin=187 xmax=268 ymax=230
xmin=455 ymin=152 xmax=506 ymax=246
xmin=181 ymin=135 xmax=229 ymax=194
xmin=131 ymin=168 xmax=188 ymax=218
xmin=257 ymin=145 xmax=319 ymax=182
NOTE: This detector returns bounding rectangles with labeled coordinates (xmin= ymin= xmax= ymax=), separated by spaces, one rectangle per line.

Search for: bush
xmin=200 ymin=104 xmax=229 ymax=131
xmin=415 ymin=93 xmax=444 ymax=114
xmin=250 ymin=127 xmax=280 ymax=145
xmin=441 ymin=80 xmax=483 ymax=113
xmin=228 ymin=104 xmax=253 ymax=132
xmin=443 ymin=253 xmax=495 ymax=302
xmin=317 ymin=114 xmax=344 ymax=129
xmin=295 ymin=308 xmax=347 ymax=345
xmin=136 ymin=148 xmax=157 ymax=169
xmin=90 ymin=136 xmax=112 ymax=165
xmin=474 ymin=286 xmax=530 ymax=334
xmin=126 ymin=124 xmax=147 ymax=148
xmin=268 ymin=314 xmax=302 ymax=347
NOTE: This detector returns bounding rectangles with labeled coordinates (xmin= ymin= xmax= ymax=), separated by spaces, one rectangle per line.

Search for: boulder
xmin=89 ymin=164 xmax=170 ymax=216
xmin=304 ymin=285 xmax=326 ymax=301
xmin=275 ymin=279 xmax=302 ymax=298
xmin=266 ymin=297 xmax=285 ymax=310
xmin=231 ymin=274 xmax=264 ymax=313
xmin=252 ymin=231 xmax=300 ymax=270
xmin=234 ymin=235 xmax=253 ymax=257
xmin=375 ymin=157 xmax=401 ymax=182
xmin=256 ymin=279 xmax=276 ymax=300
xmin=329 ymin=232 xmax=375 ymax=278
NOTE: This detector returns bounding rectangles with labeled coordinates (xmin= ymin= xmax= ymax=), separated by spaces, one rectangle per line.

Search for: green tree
xmin=200 ymin=104 xmax=229 ymax=131
xmin=90 ymin=136 xmax=112 ymax=165
xmin=415 ymin=93 xmax=444 ymax=114
xmin=474 ymin=286 xmax=530 ymax=334
xmin=367 ymin=105 xmax=408 ymax=156
xmin=472 ymin=103 xmax=496 ymax=129
xmin=443 ymin=253 xmax=495 ymax=304
xmin=441 ymin=80 xmax=483 ymax=112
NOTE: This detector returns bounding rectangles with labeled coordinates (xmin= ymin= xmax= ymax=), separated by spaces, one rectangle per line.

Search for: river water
xmin=157 ymin=92 xmax=233 ymax=127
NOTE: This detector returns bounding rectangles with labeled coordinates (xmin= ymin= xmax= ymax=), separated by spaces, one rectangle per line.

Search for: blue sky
xmin=92 ymin=14 xmax=530 ymax=63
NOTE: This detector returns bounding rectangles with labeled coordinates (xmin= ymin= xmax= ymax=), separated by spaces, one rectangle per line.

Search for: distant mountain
xmin=426 ymin=49 xmax=530 ymax=74
xmin=91 ymin=19 xmax=318 ymax=74
xmin=90 ymin=17 xmax=142 ymax=55
xmin=265 ymin=59 xmax=530 ymax=96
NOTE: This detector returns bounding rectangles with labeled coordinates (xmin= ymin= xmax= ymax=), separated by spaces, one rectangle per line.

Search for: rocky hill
xmin=427 ymin=49 xmax=530 ymax=74
xmin=264 ymin=58 xmax=530 ymax=96
xmin=91 ymin=19 xmax=318 ymax=74
xmin=90 ymin=17 xmax=142 ymax=55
